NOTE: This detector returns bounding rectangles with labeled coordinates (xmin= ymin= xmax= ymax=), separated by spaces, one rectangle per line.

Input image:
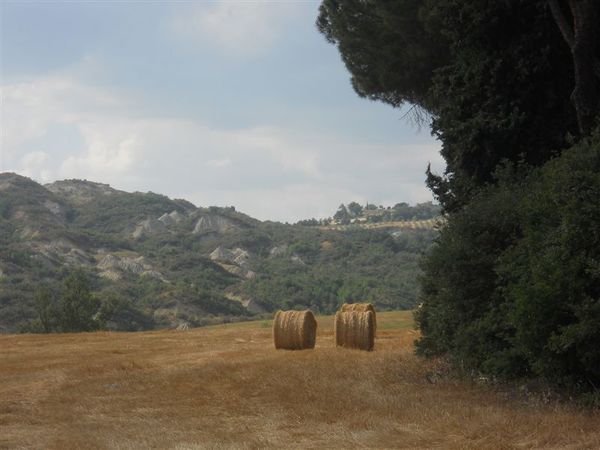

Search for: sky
xmin=0 ymin=1 xmax=444 ymax=222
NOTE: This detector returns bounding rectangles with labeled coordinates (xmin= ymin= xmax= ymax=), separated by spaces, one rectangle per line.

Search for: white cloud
xmin=0 ymin=74 xmax=121 ymax=160
xmin=61 ymin=124 xmax=141 ymax=177
xmin=17 ymin=151 xmax=53 ymax=183
xmin=186 ymin=183 xmax=365 ymax=222
xmin=0 ymin=73 xmax=443 ymax=222
xmin=206 ymin=158 xmax=232 ymax=168
xmin=168 ymin=1 xmax=296 ymax=57
xmin=228 ymin=125 xmax=321 ymax=177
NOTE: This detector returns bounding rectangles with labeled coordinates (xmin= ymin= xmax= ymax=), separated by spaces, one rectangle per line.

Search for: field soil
xmin=1 ymin=311 xmax=599 ymax=449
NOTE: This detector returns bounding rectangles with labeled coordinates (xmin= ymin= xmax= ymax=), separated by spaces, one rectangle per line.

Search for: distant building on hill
xmin=362 ymin=209 xmax=386 ymax=217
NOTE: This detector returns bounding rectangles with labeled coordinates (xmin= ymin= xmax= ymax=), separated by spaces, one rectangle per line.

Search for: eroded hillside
xmin=0 ymin=173 xmax=439 ymax=332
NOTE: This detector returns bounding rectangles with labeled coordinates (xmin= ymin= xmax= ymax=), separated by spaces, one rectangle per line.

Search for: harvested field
xmin=1 ymin=311 xmax=599 ymax=449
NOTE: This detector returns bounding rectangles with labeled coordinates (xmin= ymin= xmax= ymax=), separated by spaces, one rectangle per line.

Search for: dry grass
xmin=1 ymin=311 xmax=599 ymax=449
xmin=273 ymin=310 xmax=317 ymax=350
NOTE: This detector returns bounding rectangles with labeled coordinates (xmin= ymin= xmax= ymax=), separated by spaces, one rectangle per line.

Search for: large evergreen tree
xmin=317 ymin=0 xmax=594 ymax=210
xmin=319 ymin=0 xmax=600 ymax=390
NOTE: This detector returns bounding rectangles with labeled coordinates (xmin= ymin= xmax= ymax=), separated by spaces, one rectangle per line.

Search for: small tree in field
xmin=58 ymin=271 xmax=101 ymax=332
xmin=33 ymin=271 xmax=102 ymax=333
xmin=35 ymin=286 xmax=60 ymax=333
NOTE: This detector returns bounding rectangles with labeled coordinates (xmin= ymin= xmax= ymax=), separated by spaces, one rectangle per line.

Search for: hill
xmin=318 ymin=218 xmax=441 ymax=231
xmin=297 ymin=200 xmax=441 ymax=227
xmin=2 ymin=311 xmax=598 ymax=448
xmin=0 ymin=173 xmax=439 ymax=332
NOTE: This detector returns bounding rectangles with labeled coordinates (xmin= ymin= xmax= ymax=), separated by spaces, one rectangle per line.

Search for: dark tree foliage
xmin=417 ymin=134 xmax=600 ymax=387
xmin=31 ymin=271 xmax=102 ymax=333
xmin=97 ymin=293 xmax=154 ymax=332
xmin=415 ymin=167 xmax=529 ymax=375
xmin=319 ymin=0 xmax=600 ymax=392
xmin=426 ymin=0 xmax=578 ymax=210
xmin=333 ymin=204 xmax=350 ymax=224
xmin=346 ymin=201 xmax=363 ymax=217
xmin=318 ymin=0 xmax=581 ymax=211
xmin=329 ymin=201 xmax=440 ymax=223
xmin=57 ymin=271 xmax=102 ymax=332
xmin=35 ymin=286 xmax=60 ymax=333
xmin=317 ymin=0 xmax=448 ymax=111
xmin=498 ymin=135 xmax=600 ymax=387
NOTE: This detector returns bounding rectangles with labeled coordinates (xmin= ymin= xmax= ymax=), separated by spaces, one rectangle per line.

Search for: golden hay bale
xmin=340 ymin=303 xmax=376 ymax=335
xmin=273 ymin=310 xmax=317 ymax=350
xmin=334 ymin=310 xmax=375 ymax=351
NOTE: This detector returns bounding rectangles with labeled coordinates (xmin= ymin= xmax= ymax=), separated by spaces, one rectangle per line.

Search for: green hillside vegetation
xmin=297 ymin=200 xmax=441 ymax=226
xmin=239 ymin=226 xmax=432 ymax=313
xmin=0 ymin=173 xmax=437 ymax=333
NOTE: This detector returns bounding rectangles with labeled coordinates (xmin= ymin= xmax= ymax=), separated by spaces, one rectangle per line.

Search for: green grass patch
xmin=377 ymin=310 xmax=415 ymax=330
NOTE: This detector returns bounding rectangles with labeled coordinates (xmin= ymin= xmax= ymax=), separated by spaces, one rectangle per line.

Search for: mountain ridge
xmin=0 ymin=172 xmax=439 ymax=333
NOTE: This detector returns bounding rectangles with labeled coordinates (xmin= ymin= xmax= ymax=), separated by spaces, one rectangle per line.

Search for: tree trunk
xmin=569 ymin=0 xmax=599 ymax=135
xmin=549 ymin=0 xmax=600 ymax=135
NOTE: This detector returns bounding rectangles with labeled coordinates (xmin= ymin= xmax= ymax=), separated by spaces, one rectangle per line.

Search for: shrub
xmin=32 ymin=270 xmax=102 ymax=333
xmin=417 ymin=132 xmax=600 ymax=390
xmin=499 ymin=134 xmax=600 ymax=387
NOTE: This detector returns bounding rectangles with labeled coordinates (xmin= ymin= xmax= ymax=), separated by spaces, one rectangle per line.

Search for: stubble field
xmin=1 ymin=311 xmax=599 ymax=449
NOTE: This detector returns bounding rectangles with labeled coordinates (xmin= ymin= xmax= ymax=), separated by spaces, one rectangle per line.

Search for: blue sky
xmin=0 ymin=1 xmax=443 ymax=222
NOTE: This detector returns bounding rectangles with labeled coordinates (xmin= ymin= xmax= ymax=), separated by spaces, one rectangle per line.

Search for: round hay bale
xmin=340 ymin=303 xmax=376 ymax=335
xmin=273 ymin=310 xmax=317 ymax=350
xmin=334 ymin=310 xmax=375 ymax=351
